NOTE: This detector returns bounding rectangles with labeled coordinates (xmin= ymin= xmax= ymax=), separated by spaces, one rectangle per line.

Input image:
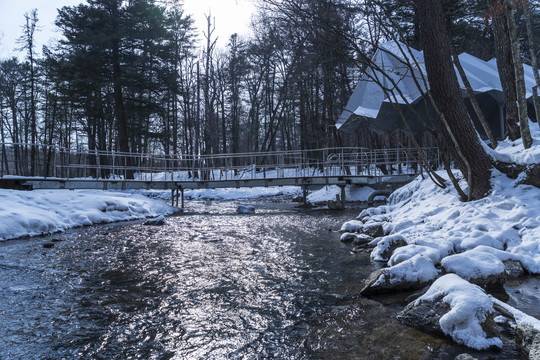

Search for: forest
xmin=0 ymin=0 xmax=539 ymax=169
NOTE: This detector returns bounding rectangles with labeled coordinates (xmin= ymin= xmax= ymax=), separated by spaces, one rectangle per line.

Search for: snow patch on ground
xmin=0 ymin=190 xmax=177 ymax=241
xmin=307 ymin=185 xmax=375 ymax=203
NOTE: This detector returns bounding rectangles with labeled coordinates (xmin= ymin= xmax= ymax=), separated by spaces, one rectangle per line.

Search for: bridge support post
xmin=339 ymin=185 xmax=346 ymax=207
xmin=180 ymin=188 xmax=184 ymax=209
xmin=303 ymin=188 xmax=308 ymax=206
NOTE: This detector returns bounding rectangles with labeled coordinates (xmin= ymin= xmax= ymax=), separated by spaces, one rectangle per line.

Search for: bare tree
xmin=413 ymin=0 xmax=493 ymax=199
xmin=505 ymin=0 xmax=533 ymax=148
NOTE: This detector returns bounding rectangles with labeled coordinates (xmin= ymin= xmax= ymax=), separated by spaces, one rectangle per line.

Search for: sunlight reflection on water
xmin=0 ymin=200 xmax=528 ymax=359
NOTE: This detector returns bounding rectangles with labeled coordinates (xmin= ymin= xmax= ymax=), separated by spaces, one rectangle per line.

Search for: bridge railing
xmin=0 ymin=143 xmax=439 ymax=181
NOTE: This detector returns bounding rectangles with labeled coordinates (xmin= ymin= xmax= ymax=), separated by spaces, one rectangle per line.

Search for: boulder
xmin=370 ymin=234 xmax=407 ymax=262
xmin=362 ymin=223 xmax=384 ymax=238
xmin=515 ymin=325 xmax=540 ymax=360
xmin=143 ymin=215 xmax=167 ymax=226
xmin=236 ymin=205 xmax=255 ymax=214
xmin=361 ymin=254 xmax=438 ymax=296
xmin=398 ymin=274 xmax=502 ymax=350
xmin=340 ymin=220 xmax=363 ymax=233
xmin=389 ymin=244 xmax=442 ymax=266
xmin=352 ymin=234 xmax=374 ymax=246
xmin=454 ymin=354 xmax=479 ymax=360
xmin=441 ymin=251 xmax=507 ymax=288
xmin=398 ymin=297 xmax=450 ymax=337
xmin=340 ymin=233 xmax=356 ymax=243
xmin=503 ymin=259 xmax=525 ymax=279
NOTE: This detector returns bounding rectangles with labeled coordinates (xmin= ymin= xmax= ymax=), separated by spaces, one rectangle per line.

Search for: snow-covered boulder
xmin=143 ymin=215 xmax=167 ymax=226
xmin=361 ymin=254 xmax=438 ymax=295
xmin=441 ymin=251 xmax=507 ymax=287
xmin=340 ymin=232 xmax=356 ymax=243
xmin=236 ymin=205 xmax=255 ymax=214
xmin=370 ymin=234 xmax=407 ymax=262
xmin=362 ymin=222 xmax=385 ymax=238
xmin=352 ymin=233 xmax=374 ymax=246
xmin=388 ymin=244 xmax=443 ymax=266
xmin=398 ymin=274 xmax=503 ymax=350
xmin=340 ymin=220 xmax=363 ymax=233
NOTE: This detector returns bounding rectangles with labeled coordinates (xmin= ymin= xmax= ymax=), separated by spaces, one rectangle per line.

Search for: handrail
xmin=0 ymin=142 xmax=440 ymax=181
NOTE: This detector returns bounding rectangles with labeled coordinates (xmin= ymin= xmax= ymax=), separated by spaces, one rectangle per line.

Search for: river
xmin=0 ymin=200 xmax=533 ymax=359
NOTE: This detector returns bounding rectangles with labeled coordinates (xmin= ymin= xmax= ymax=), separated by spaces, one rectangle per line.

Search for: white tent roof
xmin=337 ymin=41 xmax=538 ymax=132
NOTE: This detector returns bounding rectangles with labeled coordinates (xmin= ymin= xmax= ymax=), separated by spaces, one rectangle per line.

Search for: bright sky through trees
xmin=0 ymin=0 xmax=255 ymax=57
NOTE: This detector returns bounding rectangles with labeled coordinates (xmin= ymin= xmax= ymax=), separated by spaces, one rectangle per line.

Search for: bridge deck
xmin=0 ymin=144 xmax=438 ymax=192
xmin=1 ymin=174 xmax=418 ymax=191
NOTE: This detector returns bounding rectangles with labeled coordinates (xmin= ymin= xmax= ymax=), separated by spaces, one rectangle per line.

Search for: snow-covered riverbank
xmin=0 ymin=190 xmax=179 ymax=241
xmin=341 ymin=127 xmax=540 ymax=353
xmin=0 ymin=184 xmax=376 ymax=241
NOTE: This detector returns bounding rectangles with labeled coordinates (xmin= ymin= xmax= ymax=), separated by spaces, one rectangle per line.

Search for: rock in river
xmin=236 ymin=205 xmax=255 ymax=214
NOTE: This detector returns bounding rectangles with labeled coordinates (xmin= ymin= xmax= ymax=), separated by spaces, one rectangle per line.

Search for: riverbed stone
xmin=143 ymin=215 xmax=167 ymax=225
xmin=398 ymin=296 xmax=501 ymax=349
xmin=236 ymin=205 xmax=255 ymax=214
xmin=361 ymin=255 xmax=438 ymax=296
xmin=454 ymin=354 xmax=478 ymax=360
xmin=352 ymin=233 xmax=374 ymax=246
xmin=516 ymin=325 xmax=540 ymax=359
xmin=397 ymin=297 xmax=449 ymax=337
xmin=441 ymin=251 xmax=507 ymax=288
xmin=503 ymin=259 xmax=525 ymax=279
xmin=340 ymin=220 xmax=363 ymax=233
xmin=340 ymin=233 xmax=356 ymax=243
xmin=362 ymin=223 xmax=384 ymax=238
xmin=370 ymin=234 xmax=407 ymax=262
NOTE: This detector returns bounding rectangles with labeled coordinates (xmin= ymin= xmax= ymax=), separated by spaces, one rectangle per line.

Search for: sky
xmin=0 ymin=0 xmax=256 ymax=58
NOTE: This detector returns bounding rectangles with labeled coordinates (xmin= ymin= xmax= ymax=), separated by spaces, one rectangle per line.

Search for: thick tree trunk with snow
xmin=414 ymin=0 xmax=492 ymax=200
xmin=505 ymin=0 xmax=533 ymax=149
xmin=488 ymin=0 xmax=521 ymax=140
xmin=525 ymin=1 xmax=540 ymax=123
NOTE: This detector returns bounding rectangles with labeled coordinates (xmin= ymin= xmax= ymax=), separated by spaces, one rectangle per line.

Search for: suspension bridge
xmin=0 ymin=143 xmax=439 ymax=206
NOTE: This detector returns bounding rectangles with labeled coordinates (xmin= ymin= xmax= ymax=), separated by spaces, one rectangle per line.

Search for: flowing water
xmin=0 ymin=200 xmax=533 ymax=359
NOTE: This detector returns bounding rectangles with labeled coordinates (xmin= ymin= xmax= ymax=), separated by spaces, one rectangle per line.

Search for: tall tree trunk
xmin=488 ymin=0 xmax=521 ymax=140
xmin=505 ymin=0 xmax=533 ymax=148
xmin=452 ymin=48 xmax=498 ymax=147
xmin=525 ymin=0 xmax=540 ymax=123
xmin=414 ymin=0 xmax=492 ymax=200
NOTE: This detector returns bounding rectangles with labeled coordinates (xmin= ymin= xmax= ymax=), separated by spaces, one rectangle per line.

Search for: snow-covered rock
xmin=0 ymin=189 xmax=177 ymax=241
xmin=361 ymin=254 xmax=438 ymax=295
xmin=399 ymin=274 xmax=503 ymax=350
xmin=370 ymin=234 xmax=407 ymax=262
xmin=389 ymin=244 xmax=443 ymax=266
xmin=441 ymin=251 xmax=507 ymax=287
xmin=143 ymin=215 xmax=168 ymax=226
xmin=340 ymin=220 xmax=363 ymax=233
xmin=236 ymin=205 xmax=255 ymax=214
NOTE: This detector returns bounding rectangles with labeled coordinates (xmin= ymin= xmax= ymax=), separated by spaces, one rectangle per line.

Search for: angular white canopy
xmin=336 ymin=40 xmax=538 ymax=135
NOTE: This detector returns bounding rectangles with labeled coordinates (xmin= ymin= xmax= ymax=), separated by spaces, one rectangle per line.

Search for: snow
xmin=490 ymin=297 xmax=540 ymax=331
xmin=0 ymin=189 xmax=177 ymax=241
xmin=0 ymin=182 xmax=377 ymax=241
xmin=340 ymin=220 xmax=363 ymax=233
xmin=346 ymin=127 xmax=540 ymax=350
xmin=374 ymin=254 xmax=439 ymax=286
xmin=417 ymin=274 xmax=503 ymax=350
xmin=307 ymin=185 xmax=375 ymax=204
